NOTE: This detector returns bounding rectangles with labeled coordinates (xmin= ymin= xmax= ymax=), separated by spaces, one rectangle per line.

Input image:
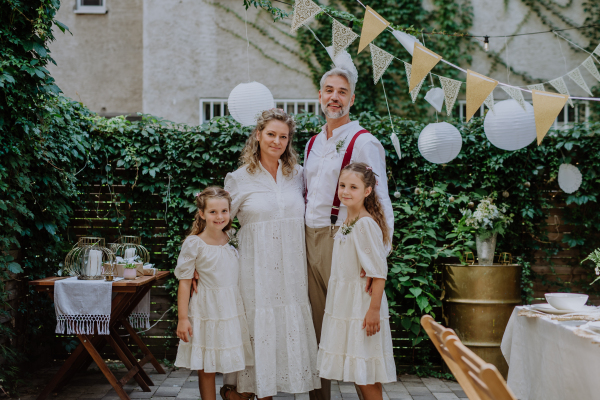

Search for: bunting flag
xmin=466 ymin=70 xmax=498 ymax=122
xmin=532 ymin=90 xmax=569 ymax=145
xmin=290 ymin=0 xmax=322 ymax=33
xmin=409 ymin=44 xmax=442 ymax=92
xmin=439 ymin=76 xmax=462 ymax=116
xmin=527 ymin=83 xmax=545 ymax=92
xmin=567 ymin=68 xmax=593 ymax=96
xmin=582 ymin=57 xmax=600 ymax=83
xmin=357 ymin=6 xmax=389 ymax=53
xmin=391 ymin=132 xmax=402 ymax=159
xmin=404 ymin=62 xmax=425 ymax=102
xmin=501 ymin=85 xmax=527 ymax=111
xmin=332 ymin=19 xmax=358 ymax=58
xmin=594 ymin=43 xmax=600 ymax=57
xmin=548 ymin=77 xmax=573 ymax=108
xmin=369 ymin=43 xmax=394 ymax=84
xmin=483 ymin=91 xmax=495 ymax=114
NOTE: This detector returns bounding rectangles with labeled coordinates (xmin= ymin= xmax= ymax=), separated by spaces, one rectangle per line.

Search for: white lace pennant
xmin=404 ymin=62 xmax=425 ymax=102
xmin=391 ymin=132 xmax=402 ymax=160
xmin=290 ymin=0 xmax=322 ymax=33
xmin=527 ymin=83 xmax=545 ymax=92
xmin=369 ymin=43 xmax=394 ymax=84
xmin=582 ymin=56 xmax=600 ymax=83
xmin=332 ymin=19 xmax=358 ymax=58
xmin=549 ymin=77 xmax=574 ymax=108
xmin=439 ymin=76 xmax=462 ymax=116
xmin=483 ymin=91 xmax=495 ymax=114
xmin=567 ymin=67 xmax=593 ymax=96
xmin=501 ymin=85 xmax=527 ymax=111
xmin=594 ymin=43 xmax=600 ymax=58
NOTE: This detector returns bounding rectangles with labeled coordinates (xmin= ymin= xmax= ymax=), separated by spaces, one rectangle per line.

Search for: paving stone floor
xmin=14 ymin=364 xmax=467 ymax=400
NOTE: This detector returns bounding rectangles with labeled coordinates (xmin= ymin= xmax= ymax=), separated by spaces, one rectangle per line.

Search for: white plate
xmin=529 ymin=303 xmax=599 ymax=315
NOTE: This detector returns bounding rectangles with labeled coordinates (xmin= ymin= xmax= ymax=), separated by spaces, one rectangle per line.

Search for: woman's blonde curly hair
xmin=240 ymin=108 xmax=298 ymax=176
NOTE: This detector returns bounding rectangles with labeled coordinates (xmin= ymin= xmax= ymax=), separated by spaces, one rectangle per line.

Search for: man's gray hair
xmin=320 ymin=67 xmax=355 ymax=95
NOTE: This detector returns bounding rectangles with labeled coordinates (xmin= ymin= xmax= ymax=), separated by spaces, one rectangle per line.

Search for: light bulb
xmin=483 ymin=36 xmax=489 ymax=52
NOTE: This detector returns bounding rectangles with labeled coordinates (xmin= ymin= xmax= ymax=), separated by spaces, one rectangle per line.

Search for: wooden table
xmin=29 ymin=271 xmax=170 ymax=400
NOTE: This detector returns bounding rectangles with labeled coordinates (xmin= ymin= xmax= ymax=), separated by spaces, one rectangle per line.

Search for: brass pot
xmin=443 ymin=263 xmax=521 ymax=378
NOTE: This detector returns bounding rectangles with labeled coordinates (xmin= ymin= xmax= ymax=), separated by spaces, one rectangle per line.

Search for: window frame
xmin=74 ymin=0 xmax=108 ymax=14
xmin=199 ymin=98 xmax=320 ymax=124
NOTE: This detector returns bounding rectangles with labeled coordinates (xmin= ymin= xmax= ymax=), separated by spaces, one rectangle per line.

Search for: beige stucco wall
xmin=142 ymin=0 xmax=317 ymax=125
xmin=47 ymin=0 xmax=143 ymax=116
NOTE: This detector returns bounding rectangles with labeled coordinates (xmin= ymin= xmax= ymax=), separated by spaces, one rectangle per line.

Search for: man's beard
xmin=321 ymin=101 xmax=349 ymax=119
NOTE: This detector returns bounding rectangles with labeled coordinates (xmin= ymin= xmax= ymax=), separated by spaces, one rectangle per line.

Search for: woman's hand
xmin=190 ymin=270 xmax=199 ymax=297
xmin=177 ymin=319 xmax=193 ymax=342
xmin=363 ymin=308 xmax=381 ymax=337
xmin=360 ymin=268 xmax=373 ymax=295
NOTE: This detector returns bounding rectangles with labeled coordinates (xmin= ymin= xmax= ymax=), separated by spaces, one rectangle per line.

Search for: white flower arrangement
xmin=460 ymin=198 xmax=513 ymax=239
xmin=582 ymin=249 xmax=600 ymax=285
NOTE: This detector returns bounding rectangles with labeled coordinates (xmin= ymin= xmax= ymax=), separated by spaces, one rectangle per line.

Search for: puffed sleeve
xmin=354 ymin=218 xmax=388 ymax=279
xmin=174 ymin=236 xmax=201 ymax=279
xmin=224 ymin=172 xmax=241 ymax=220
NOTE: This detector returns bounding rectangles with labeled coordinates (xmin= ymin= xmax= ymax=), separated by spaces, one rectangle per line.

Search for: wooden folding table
xmin=29 ymin=271 xmax=170 ymax=400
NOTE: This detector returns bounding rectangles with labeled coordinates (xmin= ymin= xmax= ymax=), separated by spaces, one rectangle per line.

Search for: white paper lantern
xmin=418 ymin=122 xmax=462 ymax=164
xmin=558 ymin=163 xmax=582 ymax=194
xmin=227 ymin=82 xmax=275 ymax=126
xmin=483 ymin=99 xmax=536 ymax=151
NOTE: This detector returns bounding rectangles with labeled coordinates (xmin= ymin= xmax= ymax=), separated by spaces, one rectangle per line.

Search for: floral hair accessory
xmin=365 ymin=166 xmax=379 ymax=177
xmin=366 ymin=166 xmax=373 ymax=171
xmin=194 ymin=192 xmax=201 ymax=198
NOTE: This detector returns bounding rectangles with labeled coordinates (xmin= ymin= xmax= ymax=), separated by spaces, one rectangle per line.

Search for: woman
xmin=221 ymin=109 xmax=320 ymax=400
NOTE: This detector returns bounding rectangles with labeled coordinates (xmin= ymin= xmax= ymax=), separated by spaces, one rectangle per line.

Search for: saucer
xmin=529 ymin=303 xmax=599 ymax=315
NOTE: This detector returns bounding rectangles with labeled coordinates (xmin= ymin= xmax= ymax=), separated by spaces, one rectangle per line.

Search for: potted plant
xmin=123 ymin=262 xmax=137 ymax=280
xmin=582 ymin=249 xmax=600 ymax=285
xmin=459 ymin=197 xmax=513 ymax=265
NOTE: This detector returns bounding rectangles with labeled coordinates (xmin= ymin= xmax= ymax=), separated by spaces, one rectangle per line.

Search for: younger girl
xmin=316 ymin=162 xmax=396 ymax=400
xmin=175 ymin=186 xmax=253 ymax=400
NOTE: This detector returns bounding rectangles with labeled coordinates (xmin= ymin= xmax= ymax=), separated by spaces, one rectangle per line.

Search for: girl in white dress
xmin=174 ymin=186 xmax=253 ymax=400
xmin=221 ymin=109 xmax=320 ymax=400
xmin=317 ymin=162 xmax=396 ymax=400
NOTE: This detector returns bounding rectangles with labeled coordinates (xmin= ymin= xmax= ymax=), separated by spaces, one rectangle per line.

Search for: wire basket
xmin=111 ymin=236 xmax=150 ymax=264
xmin=64 ymin=237 xmax=116 ymax=280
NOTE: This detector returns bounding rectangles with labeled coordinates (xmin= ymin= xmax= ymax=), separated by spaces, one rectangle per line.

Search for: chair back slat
xmin=420 ymin=315 xmax=481 ymax=400
xmin=445 ymin=335 xmax=517 ymax=400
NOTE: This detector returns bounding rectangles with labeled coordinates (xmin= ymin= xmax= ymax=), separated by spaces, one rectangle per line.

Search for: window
xmin=199 ymin=99 xmax=320 ymax=124
xmin=75 ymin=0 xmax=107 ymax=14
xmin=453 ymin=99 xmax=590 ymax=127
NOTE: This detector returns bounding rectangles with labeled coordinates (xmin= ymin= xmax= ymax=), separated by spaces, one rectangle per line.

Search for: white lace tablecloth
xmin=501 ymin=306 xmax=600 ymax=400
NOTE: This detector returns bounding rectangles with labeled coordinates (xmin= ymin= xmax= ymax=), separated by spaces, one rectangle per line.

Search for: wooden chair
xmin=420 ymin=315 xmax=481 ymax=400
xmin=445 ymin=335 xmax=517 ymax=400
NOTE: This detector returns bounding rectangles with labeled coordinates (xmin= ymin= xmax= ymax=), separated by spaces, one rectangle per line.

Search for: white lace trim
xmin=56 ymin=314 xmax=110 ymax=335
xmin=129 ymin=313 xmax=150 ymax=329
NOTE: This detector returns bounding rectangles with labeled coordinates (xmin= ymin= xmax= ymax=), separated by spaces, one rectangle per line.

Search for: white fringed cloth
xmin=129 ymin=290 xmax=150 ymax=329
xmin=55 ymin=277 xmax=112 ymax=335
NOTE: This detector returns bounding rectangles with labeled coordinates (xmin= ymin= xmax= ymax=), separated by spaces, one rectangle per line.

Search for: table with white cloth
xmin=501 ymin=306 xmax=600 ymax=400
xmin=29 ymin=272 xmax=169 ymax=400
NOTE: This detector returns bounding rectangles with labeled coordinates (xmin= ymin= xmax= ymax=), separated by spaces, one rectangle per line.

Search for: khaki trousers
xmin=306 ymin=225 xmax=365 ymax=400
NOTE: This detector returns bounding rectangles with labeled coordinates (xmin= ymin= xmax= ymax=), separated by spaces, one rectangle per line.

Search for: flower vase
xmin=476 ymin=232 xmax=497 ymax=265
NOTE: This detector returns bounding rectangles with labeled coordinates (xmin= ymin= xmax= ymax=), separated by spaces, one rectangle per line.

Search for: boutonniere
xmin=340 ymin=216 xmax=360 ymax=236
xmin=335 ymin=138 xmax=346 ymax=155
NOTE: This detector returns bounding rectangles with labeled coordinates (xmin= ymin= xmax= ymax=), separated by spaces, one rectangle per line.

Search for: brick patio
xmin=14 ymin=364 xmax=468 ymax=400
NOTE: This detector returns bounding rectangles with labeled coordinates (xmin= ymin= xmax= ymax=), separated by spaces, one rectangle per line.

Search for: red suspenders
xmin=305 ymin=129 xmax=369 ymax=225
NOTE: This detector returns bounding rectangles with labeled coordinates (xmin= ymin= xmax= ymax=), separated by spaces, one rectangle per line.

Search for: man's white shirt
xmin=303 ymin=120 xmax=394 ymax=246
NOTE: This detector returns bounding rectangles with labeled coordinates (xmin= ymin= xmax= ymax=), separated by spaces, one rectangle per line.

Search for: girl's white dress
xmin=317 ymin=218 xmax=397 ymax=385
xmin=224 ymin=162 xmax=320 ymax=398
xmin=174 ymin=235 xmax=254 ymax=373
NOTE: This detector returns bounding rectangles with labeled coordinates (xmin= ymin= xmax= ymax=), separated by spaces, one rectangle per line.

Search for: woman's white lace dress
xmin=317 ymin=218 xmax=396 ymax=385
xmin=224 ymin=161 xmax=321 ymax=398
xmin=174 ymin=235 xmax=254 ymax=373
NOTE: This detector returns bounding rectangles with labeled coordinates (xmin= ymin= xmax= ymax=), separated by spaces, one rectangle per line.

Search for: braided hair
xmin=340 ymin=162 xmax=390 ymax=246
xmin=187 ymin=186 xmax=232 ymax=237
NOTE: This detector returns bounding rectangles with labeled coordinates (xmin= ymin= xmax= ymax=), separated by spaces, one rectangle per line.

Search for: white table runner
xmin=55 ymin=277 xmax=116 ymax=335
xmin=501 ymin=306 xmax=600 ymax=400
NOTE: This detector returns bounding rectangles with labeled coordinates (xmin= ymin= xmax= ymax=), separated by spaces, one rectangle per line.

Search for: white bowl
xmin=545 ymin=293 xmax=588 ymax=311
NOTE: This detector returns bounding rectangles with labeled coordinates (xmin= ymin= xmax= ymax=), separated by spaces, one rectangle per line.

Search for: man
xmin=304 ymin=67 xmax=394 ymax=400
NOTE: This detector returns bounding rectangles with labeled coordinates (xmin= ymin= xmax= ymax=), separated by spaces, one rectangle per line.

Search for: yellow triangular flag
xmin=465 ymin=70 xmax=497 ymax=122
xmin=408 ymin=44 xmax=441 ymax=92
xmin=532 ymin=90 xmax=568 ymax=145
xmin=357 ymin=6 xmax=389 ymax=53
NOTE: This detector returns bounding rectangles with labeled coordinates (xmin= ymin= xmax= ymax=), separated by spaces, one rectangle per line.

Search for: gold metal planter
xmin=442 ymin=263 xmax=521 ymax=378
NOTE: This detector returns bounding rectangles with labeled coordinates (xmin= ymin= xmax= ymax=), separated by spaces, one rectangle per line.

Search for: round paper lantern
xmin=558 ymin=163 xmax=582 ymax=194
xmin=227 ymin=82 xmax=275 ymax=126
xmin=483 ymin=99 xmax=536 ymax=151
xmin=417 ymin=122 xmax=462 ymax=164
